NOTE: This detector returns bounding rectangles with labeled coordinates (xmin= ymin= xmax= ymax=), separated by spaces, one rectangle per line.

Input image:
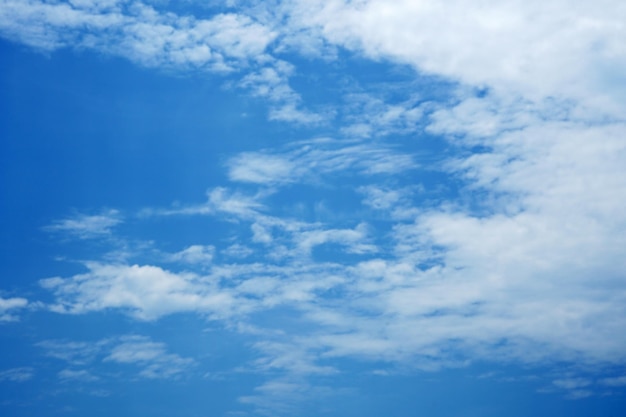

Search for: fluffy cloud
xmin=40 ymin=263 xmax=237 ymax=320
xmin=275 ymin=0 xmax=626 ymax=114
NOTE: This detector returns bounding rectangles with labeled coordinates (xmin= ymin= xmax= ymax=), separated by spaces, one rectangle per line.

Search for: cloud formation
xmin=2 ymin=0 xmax=626 ymax=413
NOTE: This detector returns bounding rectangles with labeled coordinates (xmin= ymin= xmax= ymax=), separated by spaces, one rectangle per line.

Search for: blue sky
xmin=1 ymin=1 xmax=626 ymax=416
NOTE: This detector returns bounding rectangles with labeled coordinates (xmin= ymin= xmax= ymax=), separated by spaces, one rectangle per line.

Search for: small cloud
xmin=0 ymin=296 xmax=28 ymax=322
xmin=44 ymin=210 xmax=122 ymax=239
xmin=221 ymin=244 xmax=253 ymax=258
xmin=58 ymin=369 xmax=99 ymax=382
xmin=168 ymin=245 xmax=215 ymax=265
xmin=228 ymin=153 xmax=295 ymax=185
xmin=0 ymin=367 xmax=34 ymax=383
xmin=105 ymin=336 xmax=194 ymax=379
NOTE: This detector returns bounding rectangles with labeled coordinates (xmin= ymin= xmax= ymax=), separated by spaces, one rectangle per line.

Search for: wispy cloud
xmin=227 ymin=138 xmax=417 ymax=186
xmin=39 ymin=335 xmax=194 ymax=380
xmin=167 ymin=245 xmax=215 ymax=265
xmin=0 ymin=367 xmax=34 ymax=382
xmin=58 ymin=368 xmax=100 ymax=382
xmin=44 ymin=210 xmax=122 ymax=239
xmin=104 ymin=335 xmax=194 ymax=379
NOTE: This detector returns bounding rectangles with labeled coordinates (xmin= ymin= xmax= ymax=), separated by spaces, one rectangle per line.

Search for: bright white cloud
xmin=275 ymin=0 xmax=626 ymax=115
xmin=40 ymin=262 xmax=237 ymax=320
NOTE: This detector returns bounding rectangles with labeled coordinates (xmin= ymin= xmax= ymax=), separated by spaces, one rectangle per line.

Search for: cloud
xmin=38 ymin=339 xmax=109 ymax=365
xmin=0 ymin=0 xmax=275 ymax=70
xmin=339 ymin=92 xmax=426 ymax=138
xmin=227 ymin=138 xmax=417 ymax=186
xmin=168 ymin=245 xmax=215 ymax=265
xmin=0 ymin=367 xmax=34 ymax=382
xmin=39 ymin=105 xmax=626 ymax=372
xmin=39 ymin=335 xmax=194 ymax=380
xmin=274 ymin=0 xmax=626 ymax=114
xmin=7 ymin=1 xmax=626 ymax=411
xmin=104 ymin=335 xmax=194 ymax=379
xmin=0 ymin=0 xmax=328 ymax=125
xmin=44 ymin=210 xmax=122 ymax=239
xmin=0 ymin=296 xmax=28 ymax=322
xmin=58 ymin=368 xmax=100 ymax=382
xmin=239 ymin=61 xmax=325 ymax=124
xmin=40 ymin=262 xmax=237 ymax=320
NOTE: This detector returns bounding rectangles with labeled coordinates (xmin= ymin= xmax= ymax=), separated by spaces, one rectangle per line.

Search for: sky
xmin=1 ymin=0 xmax=626 ymax=416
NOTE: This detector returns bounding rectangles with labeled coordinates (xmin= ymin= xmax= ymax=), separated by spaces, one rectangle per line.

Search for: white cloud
xmin=39 ymin=335 xmax=193 ymax=380
xmin=221 ymin=243 xmax=254 ymax=258
xmin=340 ymin=92 xmax=426 ymax=138
xmin=44 ymin=210 xmax=122 ymax=239
xmin=228 ymin=153 xmax=296 ymax=184
xmin=8 ymin=1 xmax=626 ymax=408
xmin=227 ymin=138 xmax=417 ymax=185
xmin=38 ymin=339 xmax=109 ymax=365
xmin=168 ymin=245 xmax=215 ymax=265
xmin=0 ymin=0 xmax=275 ymax=70
xmin=0 ymin=0 xmax=335 ymax=127
xmin=275 ymin=0 xmax=626 ymax=115
xmin=58 ymin=368 xmax=100 ymax=382
xmin=104 ymin=335 xmax=194 ymax=379
xmin=0 ymin=296 xmax=28 ymax=322
xmin=0 ymin=367 xmax=34 ymax=382
xmin=40 ymin=262 xmax=238 ymax=320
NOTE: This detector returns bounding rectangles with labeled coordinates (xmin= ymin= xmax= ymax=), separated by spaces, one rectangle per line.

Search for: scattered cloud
xmin=0 ymin=0 xmax=275 ymax=70
xmin=39 ymin=335 xmax=194 ymax=380
xmin=3 ymin=0 xmax=626 ymax=413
